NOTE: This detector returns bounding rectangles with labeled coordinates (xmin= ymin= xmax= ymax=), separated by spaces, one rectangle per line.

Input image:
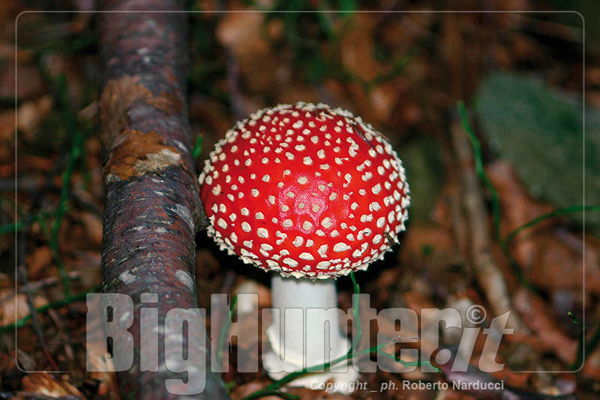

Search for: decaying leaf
xmin=17 ymin=95 xmax=54 ymax=140
xmin=489 ymin=162 xmax=600 ymax=293
xmin=26 ymin=246 xmax=53 ymax=279
xmin=22 ymin=373 xmax=84 ymax=398
xmin=0 ymin=289 xmax=47 ymax=326
xmin=513 ymin=288 xmax=577 ymax=364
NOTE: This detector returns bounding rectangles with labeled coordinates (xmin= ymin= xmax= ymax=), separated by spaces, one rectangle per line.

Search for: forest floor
xmin=1 ymin=0 xmax=600 ymax=399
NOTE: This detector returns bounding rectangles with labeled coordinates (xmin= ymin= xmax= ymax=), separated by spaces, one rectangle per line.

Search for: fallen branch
xmin=99 ymin=1 xmax=229 ymax=398
xmin=450 ymin=106 xmax=526 ymax=332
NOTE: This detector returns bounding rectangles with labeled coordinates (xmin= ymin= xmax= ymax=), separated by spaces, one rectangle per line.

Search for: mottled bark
xmin=99 ymin=1 xmax=229 ymax=398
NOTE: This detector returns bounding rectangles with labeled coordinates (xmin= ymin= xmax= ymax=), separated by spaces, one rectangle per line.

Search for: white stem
xmin=262 ymin=273 xmax=358 ymax=391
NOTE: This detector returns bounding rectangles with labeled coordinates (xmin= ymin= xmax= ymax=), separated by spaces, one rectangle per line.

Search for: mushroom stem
xmin=263 ymin=273 xmax=358 ymax=391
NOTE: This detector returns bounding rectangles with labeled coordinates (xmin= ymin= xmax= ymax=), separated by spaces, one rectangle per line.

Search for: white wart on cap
xmin=199 ymin=102 xmax=410 ymax=279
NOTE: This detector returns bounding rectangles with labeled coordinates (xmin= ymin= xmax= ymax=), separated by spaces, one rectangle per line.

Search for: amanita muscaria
xmin=200 ymin=102 xmax=409 ymax=389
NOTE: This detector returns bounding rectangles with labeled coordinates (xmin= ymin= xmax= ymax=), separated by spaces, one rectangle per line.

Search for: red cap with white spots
xmin=199 ymin=102 xmax=410 ymax=279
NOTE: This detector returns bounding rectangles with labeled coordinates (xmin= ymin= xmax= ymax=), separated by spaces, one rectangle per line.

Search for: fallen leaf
xmin=513 ymin=288 xmax=577 ymax=365
xmin=230 ymin=381 xmax=281 ymax=399
xmin=216 ymin=11 xmax=279 ymax=94
xmin=86 ymin=295 xmax=119 ymax=398
xmin=216 ymin=12 xmax=267 ymax=63
xmin=26 ymin=246 xmax=53 ymax=279
xmin=17 ymin=95 xmax=53 ymax=141
xmin=488 ymin=162 xmax=600 ymax=293
xmin=0 ymin=110 xmax=15 ymax=142
xmin=487 ymin=161 xmax=553 ymax=264
xmin=0 ymin=289 xmax=48 ymax=326
xmin=583 ymin=343 xmax=600 ymax=380
xmin=0 ymin=64 xmax=45 ymax=100
xmin=22 ymin=373 xmax=84 ymax=398
xmin=76 ymin=211 xmax=103 ymax=247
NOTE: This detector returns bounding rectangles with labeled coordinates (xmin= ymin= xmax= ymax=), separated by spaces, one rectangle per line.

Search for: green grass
xmin=459 ymin=100 xmax=600 ymax=370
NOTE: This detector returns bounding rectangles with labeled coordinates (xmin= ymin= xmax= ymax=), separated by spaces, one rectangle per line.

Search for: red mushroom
xmin=199 ymin=102 xmax=409 ymax=389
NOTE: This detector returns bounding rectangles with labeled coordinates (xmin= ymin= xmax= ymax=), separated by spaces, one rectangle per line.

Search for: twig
xmin=225 ymin=50 xmax=245 ymax=121
xmin=47 ymin=308 xmax=76 ymax=366
xmin=451 ymin=103 xmax=526 ymax=332
xmin=0 ymin=287 xmax=98 ymax=335
xmin=14 ymin=272 xmax=79 ymax=300
xmin=16 ymin=217 xmax=58 ymax=371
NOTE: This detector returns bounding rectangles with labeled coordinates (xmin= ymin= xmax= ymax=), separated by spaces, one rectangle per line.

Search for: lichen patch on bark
xmin=100 ymin=75 xmax=185 ymax=153
xmin=100 ymin=76 xmax=152 ymax=146
xmin=104 ymin=129 xmax=182 ymax=183
xmin=145 ymin=92 xmax=184 ymax=114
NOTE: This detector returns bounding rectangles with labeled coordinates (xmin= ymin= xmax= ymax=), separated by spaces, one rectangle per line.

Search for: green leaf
xmin=475 ymin=71 xmax=600 ymax=234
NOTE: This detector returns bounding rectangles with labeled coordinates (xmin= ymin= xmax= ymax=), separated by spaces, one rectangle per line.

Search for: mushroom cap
xmin=199 ymin=102 xmax=410 ymax=279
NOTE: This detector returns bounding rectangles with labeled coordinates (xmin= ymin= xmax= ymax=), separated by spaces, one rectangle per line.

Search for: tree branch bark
xmin=98 ymin=1 xmax=229 ymax=398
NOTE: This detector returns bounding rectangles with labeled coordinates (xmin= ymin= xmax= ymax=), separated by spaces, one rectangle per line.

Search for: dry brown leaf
xmin=583 ymin=342 xmax=600 ymax=380
xmin=87 ymin=340 xmax=119 ymax=398
xmin=85 ymin=293 xmax=120 ymax=398
xmin=189 ymin=96 xmax=233 ymax=143
xmin=63 ymin=250 xmax=101 ymax=289
xmin=487 ymin=161 xmax=554 ymax=264
xmin=368 ymin=86 xmax=401 ymax=124
xmin=26 ymin=246 xmax=53 ymax=279
xmin=298 ymin=388 xmax=346 ymax=400
xmin=488 ymin=161 xmax=600 ymax=292
xmin=529 ymin=234 xmax=600 ymax=292
xmin=339 ymin=15 xmax=404 ymax=125
xmin=0 ymin=289 xmax=48 ymax=326
xmin=217 ymin=13 xmax=268 ymax=62
xmin=229 ymin=281 xmax=267 ymax=355
xmin=492 ymin=0 xmax=529 ymax=11
xmin=216 ymin=11 xmax=279 ymax=94
xmin=17 ymin=95 xmax=53 ymax=140
xmin=513 ymin=288 xmax=577 ymax=364
xmin=22 ymin=154 xmax=56 ymax=172
xmin=0 ymin=64 xmax=45 ymax=100
xmin=22 ymin=373 xmax=84 ymax=398
xmin=0 ymin=110 xmax=15 ymax=142
xmin=0 ymin=273 xmax=11 ymax=289
xmin=230 ymin=381 xmax=281 ymax=400
xmin=78 ymin=100 xmax=98 ymax=122
xmin=340 ymin=15 xmax=382 ymax=82
xmin=77 ymin=211 xmax=103 ymax=247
